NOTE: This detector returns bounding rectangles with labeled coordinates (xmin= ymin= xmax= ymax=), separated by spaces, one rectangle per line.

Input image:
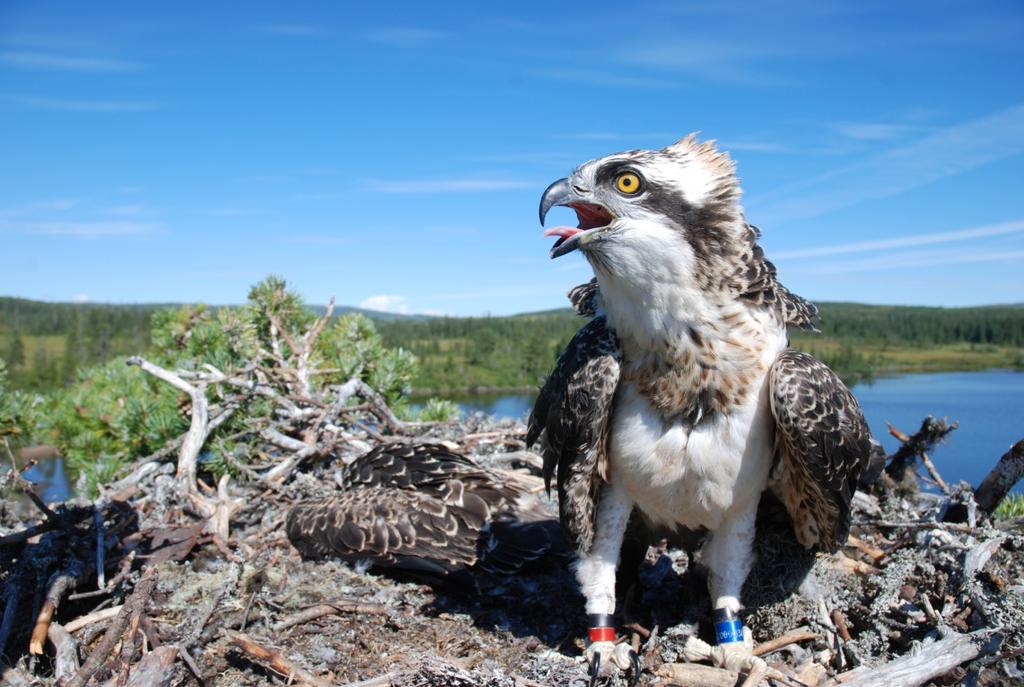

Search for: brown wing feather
xmin=527 ymin=316 xmax=620 ymax=553
xmin=337 ymin=442 xmax=525 ymax=512
xmin=286 ymin=487 xmax=484 ymax=575
xmin=287 ymin=443 xmax=560 ymax=576
xmin=769 ymin=350 xmax=872 ymax=551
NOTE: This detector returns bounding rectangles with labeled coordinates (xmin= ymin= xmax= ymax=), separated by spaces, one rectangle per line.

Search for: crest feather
xmin=663 ymin=133 xmax=740 ymax=205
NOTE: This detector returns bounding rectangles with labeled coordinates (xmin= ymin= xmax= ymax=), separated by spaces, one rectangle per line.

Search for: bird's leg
xmin=701 ymin=500 xmax=758 ymax=653
xmin=575 ymin=482 xmax=638 ymax=683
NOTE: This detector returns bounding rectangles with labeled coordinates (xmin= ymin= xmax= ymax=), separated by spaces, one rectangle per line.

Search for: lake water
xmin=10 ymin=370 xmax=1023 ymax=502
xmin=444 ymin=370 xmax=1024 ymax=490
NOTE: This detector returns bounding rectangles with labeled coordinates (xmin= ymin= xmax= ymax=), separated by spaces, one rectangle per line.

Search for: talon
xmin=628 ymin=649 xmax=641 ymax=687
xmin=588 ymin=652 xmax=601 ymax=687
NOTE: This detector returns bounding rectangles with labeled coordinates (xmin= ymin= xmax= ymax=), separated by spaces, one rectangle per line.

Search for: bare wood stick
xmin=845 ymin=534 xmax=886 ymax=563
xmin=94 ymin=507 xmax=106 ymax=590
xmin=832 ymin=610 xmax=852 ymax=642
xmin=272 ymin=601 xmax=389 ymax=633
xmin=885 ymin=418 xmax=957 ymax=482
xmin=295 ymin=295 xmax=334 ymax=395
xmin=656 ymin=662 xmax=741 ymax=687
xmin=262 ymin=428 xmax=319 ymax=481
xmin=66 ymin=566 xmax=158 ymax=687
xmin=919 ymin=451 xmax=950 ymax=494
xmin=65 ymin=605 xmax=123 ymax=633
xmin=30 ymin=558 xmax=85 ymax=654
xmin=753 ymin=630 xmax=820 ymax=656
xmin=832 ymin=552 xmax=879 ymax=576
xmin=47 ymin=622 xmax=80 ymax=683
xmin=177 ymin=644 xmax=203 ymax=682
xmin=975 ymin=438 xmax=1024 ymax=516
xmin=340 ymin=673 xmax=399 ymax=687
xmin=116 ymin=645 xmax=178 ymax=687
xmin=835 ymin=629 xmax=1002 ymax=687
xmin=127 ymin=357 xmax=211 ymax=493
xmin=334 ymin=378 xmax=405 ymax=433
xmin=226 ymin=631 xmax=331 ymax=687
xmin=70 ymin=550 xmax=136 ymax=601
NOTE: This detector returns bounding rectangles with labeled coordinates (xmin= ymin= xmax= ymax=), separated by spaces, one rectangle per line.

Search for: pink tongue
xmin=543 ymin=226 xmax=583 ymax=239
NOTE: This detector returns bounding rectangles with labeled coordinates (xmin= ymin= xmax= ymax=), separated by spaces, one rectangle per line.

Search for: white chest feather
xmin=608 ymin=372 xmax=777 ymax=531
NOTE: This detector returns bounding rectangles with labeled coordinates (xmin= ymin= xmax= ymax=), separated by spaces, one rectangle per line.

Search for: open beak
xmin=538 ymin=177 xmax=614 ymax=259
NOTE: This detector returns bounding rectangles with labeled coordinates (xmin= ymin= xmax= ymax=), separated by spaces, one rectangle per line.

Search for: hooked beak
xmin=538 ymin=177 xmax=615 ymax=259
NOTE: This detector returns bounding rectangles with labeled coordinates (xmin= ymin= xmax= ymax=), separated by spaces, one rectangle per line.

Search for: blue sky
xmin=1 ymin=1 xmax=1022 ymax=315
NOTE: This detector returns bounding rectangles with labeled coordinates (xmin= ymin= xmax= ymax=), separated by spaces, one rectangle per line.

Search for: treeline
xmin=1 ymin=297 xmax=154 ymax=390
xmin=808 ymin=302 xmax=1024 ymax=346
xmin=3 ymin=295 xmax=1023 ymax=393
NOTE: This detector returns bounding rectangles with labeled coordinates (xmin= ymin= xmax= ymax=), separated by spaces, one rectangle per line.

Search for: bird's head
xmin=539 ymin=134 xmax=746 ymax=281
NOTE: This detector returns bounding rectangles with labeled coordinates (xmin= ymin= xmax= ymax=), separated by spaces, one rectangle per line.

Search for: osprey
xmin=287 ymin=443 xmax=561 ymax=577
xmin=528 ymin=135 xmax=876 ymax=677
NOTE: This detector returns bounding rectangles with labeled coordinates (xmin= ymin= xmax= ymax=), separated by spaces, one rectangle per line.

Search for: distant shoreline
xmin=409 ymin=363 xmax=1024 ymax=398
xmin=409 ymin=385 xmax=537 ymax=397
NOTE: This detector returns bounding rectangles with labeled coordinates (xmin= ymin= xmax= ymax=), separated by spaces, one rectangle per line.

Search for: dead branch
xmin=261 ymin=428 xmax=319 ymax=481
xmin=845 ymin=534 xmax=886 ymax=563
xmin=116 ymin=645 xmax=178 ymax=687
xmin=187 ymin=473 xmax=243 ymax=540
xmin=334 ymin=378 xmax=406 ymax=433
xmin=66 ymin=566 xmax=157 ymax=687
xmin=226 ymin=631 xmax=332 ymax=687
xmin=754 ymin=630 xmax=821 ymax=657
xmin=127 ymin=356 xmax=212 ymax=493
xmin=64 ymin=605 xmax=123 ymax=633
xmin=93 ymin=506 xmax=106 ymax=589
xmin=30 ymin=558 xmax=85 ymax=654
xmin=69 ymin=551 xmax=136 ymax=601
xmin=656 ymin=662 xmax=741 ymax=687
xmin=46 ymin=622 xmax=80 ymax=683
xmin=884 ymin=417 xmax=957 ymax=484
xmin=272 ymin=600 xmax=390 ymax=633
xmin=835 ymin=628 xmax=1002 ymax=687
xmin=974 ymin=438 xmax=1024 ymax=516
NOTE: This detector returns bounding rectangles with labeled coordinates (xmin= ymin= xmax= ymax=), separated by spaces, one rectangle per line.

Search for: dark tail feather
xmin=476 ymin=516 xmax=569 ymax=575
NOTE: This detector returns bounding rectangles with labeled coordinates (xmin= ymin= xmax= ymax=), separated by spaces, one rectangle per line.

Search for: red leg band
xmin=588 ymin=626 xmax=616 ymax=643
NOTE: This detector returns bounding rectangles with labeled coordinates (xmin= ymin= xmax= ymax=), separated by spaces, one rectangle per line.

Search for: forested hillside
xmin=3 ymin=295 xmax=1023 ymax=393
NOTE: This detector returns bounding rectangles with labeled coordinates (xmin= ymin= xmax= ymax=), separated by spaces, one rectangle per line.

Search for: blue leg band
xmin=713 ymin=607 xmax=744 ymax=645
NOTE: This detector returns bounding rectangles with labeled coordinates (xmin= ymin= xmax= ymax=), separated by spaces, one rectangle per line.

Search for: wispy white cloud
xmin=4 ymin=94 xmax=158 ymax=112
xmin=257 ymin=25 xmax=325 ymax=36
xmin=359 ymin=294 xmax=410 ymax=314
xmin=773 ymin=219 xmax=1024 ymax=260
xmin=71 ymin=293 xmax=90 ymax=303
xmin=364 ymin=178 xmax=533 ymax=193
xmin=0 ymin=50 xmax=141 ymax=72
xmin=533 ymin=67 xmax=679 ymax=89
xmin=749 ymin=103 xmax=1024 ymax=224
xmin=0 ymin=197 xmax=79 ymax=216
xmin=364 ymin=27 xmax=448 ymax=47
xmin=831 ymin=121 xmax=929 ymax=141
xmin=619 ymin=38 xmax=791 ymax=85
xmin=789 ymin=248 xmax=1024 ymax=275
xmin=8 ymin=220 xmax=159 ymax=239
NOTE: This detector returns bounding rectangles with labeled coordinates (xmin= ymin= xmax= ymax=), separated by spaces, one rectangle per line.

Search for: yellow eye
xmin=615 ymin=172 xmax=641 ymax=194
